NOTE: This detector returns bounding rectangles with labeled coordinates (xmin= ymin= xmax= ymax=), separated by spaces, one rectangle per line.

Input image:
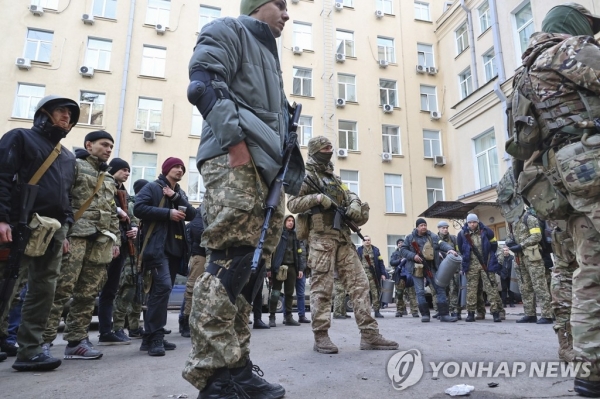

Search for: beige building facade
xmin=1 ymin=0 xmax=597 ymax=261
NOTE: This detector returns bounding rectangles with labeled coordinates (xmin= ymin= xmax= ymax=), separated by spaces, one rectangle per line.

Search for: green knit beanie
xmin=240 ymin=0 xmax=282 ymax=16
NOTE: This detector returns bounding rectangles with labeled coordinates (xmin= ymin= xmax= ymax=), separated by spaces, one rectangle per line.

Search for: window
xmin=377 ymin=37 xmax=395 ymax=63
xmin=298 ymin=116 xmax=313 ymax=146
xmin=379 ymin=79 xmax=398 ymax=107
xmin=455 ymin=22 xmax=469 ymax=54
xmin=340 ymin=170 xmax=359 ymax=195
xmin=12 ymin=84 xmax=44 ymax=119
xmin=146 ymin=0 xmax=170 ymax=27
xmin=515 ymin=2 xmax=533 ymax=55
xmin=483 ymin=49 xmax=497 ymax=82
xmin=423 ymin=129 xmax=442 ymax=158
xmin=341 ymin=0 xmax=353 ymax=6
xmin=478 ymin=1 xmax=491 ymax=33
xmin=336 ymin=30 xmax=355 ymax=57
xmin=199 ymin=6 xmax=220 ymax=32
xmin=426 ymin=177 xmax=444 ymax=207
xmin=417 ymin=43 xmax=434 ymax=67
xmin=93 ymin=0 xmax=117 ymax=18
xmin=84 ymin=38 xmax=112 ymax=70
xmin=338 ymin=74 xmax=357 ymax=102
xmin=188 ymin=157 xmax=206 ymax=202
xmin=459 ymin=68 xmax=473 ymax=99
xmin=191 ymin=107 xmax=203 ymax=136
xmin=384 ymin=174 xmax=404 ymax=213
xmin=293 ymin=22 xmax=312 ymax=51
xmin=338 ymin=120 xmax=357 ymax=151
xmin=420 ymin=85 xmax=437 ymax=112
xmin=387 ymin=235 xmax=404 ymax=260
xmin=292 ymin=67 xmax=312 ymax=97
xmin=414 ymin=2 xmax=430 ymax=21
xmin=130 ymin=153 xmax=157 ymax=191
xmin=79 ymin=91 xmax=105 ymax=126
xmin=376 ymin=0 xmax=393 ymax=14
xmin=32 ymin=0 xmax=59 ymax=9
xmin=351 ymin=233 xmax=362 ymax=247
xmin=382 ymin=125 xmax=401 ymax=155
xmin=141 ymin=45 xmax=166 ymax=78
xmin=474 ymin=130 xmax=500 ymax=187
xmin=24 ymin=29 xmax=53 ymax=63
xmin=136 ymin=98 xmax=162 ymax=131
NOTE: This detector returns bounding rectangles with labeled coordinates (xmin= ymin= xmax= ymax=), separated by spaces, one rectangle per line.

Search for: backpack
xmin=496 ymin=167 xmax=524 ymax=224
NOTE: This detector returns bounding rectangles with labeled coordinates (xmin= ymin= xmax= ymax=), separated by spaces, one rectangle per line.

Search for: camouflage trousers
xmin=395 ymin=282 xmax=418 ymax=314
xmin=514 ymin=256 xmax=552 ymax=318
xmin=448 ymin=274 xmax=460 ymax=313
xmin=43 ymin=236 xmax=109 ymax=343
xmin=466 ymin=262 xmax=503 ymax=313
xmin=333 ymin=278 xmax=347 ymax=316
xmin=363 ymin=267 xmax=381 ymax=311
xmin=184 ymin=255 xmax=206 ymax=317
xmin=308 ymin=237 xmax=378 ymax=333
xmin=112 ymin=262 xmax=142 ymax=331
xmin=183 ymin=154 xmax=284 ymax=391
xmin=550 ymin=224 xmax=577 ymax=332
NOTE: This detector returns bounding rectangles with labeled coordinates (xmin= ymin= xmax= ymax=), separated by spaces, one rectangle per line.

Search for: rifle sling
xmin=29 ymin=142 xmax=62 ymax=185
xmin=74 ymin=173 xmax=106 ymax=222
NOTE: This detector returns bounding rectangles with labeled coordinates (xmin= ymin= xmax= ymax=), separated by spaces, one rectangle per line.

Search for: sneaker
xmin=98 ymin=331 xmax=131 ymax=346
xmin=12 ymin=353 xmax=61 ymax=371
xmin=114 ymin=329 xmax=131 ymax=342
xmin=140 ymin=337 xmax=176 ymax=351
xmin=128 ymin=327 xmax=144 ymax=339
xmin=148 ymin=339 xmax=165 ymax=357
xmin=1 ymin=340 xmax=18 ymax=357
xmin=64 ymin=338 xmax=103 ymax=360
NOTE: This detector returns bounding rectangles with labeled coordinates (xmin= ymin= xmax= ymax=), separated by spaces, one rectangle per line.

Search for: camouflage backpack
xmin=496 ymin=167 xmax=524 ymax=224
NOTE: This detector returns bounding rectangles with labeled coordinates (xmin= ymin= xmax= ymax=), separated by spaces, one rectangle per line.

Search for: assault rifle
xmin=364 ymin=253 xmax=381 ymax=294
xmin=410 ymin=241 xmax=434 ymax=280
xmin=464 ymin=232 xmax=494 ymax=287
xmin=0 ymin=184 xmax=38 ymax=316
xmin=116 ymin=190 xmax=138 ymax=302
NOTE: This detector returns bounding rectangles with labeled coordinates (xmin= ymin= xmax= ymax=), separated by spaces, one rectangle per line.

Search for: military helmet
xmin=307 ymin=136 xmax=332 ymax=156
xmin=35 ymin=95 xmax=80 ymax=126
xmin=437 ymin=220 xmax=450 ymax=228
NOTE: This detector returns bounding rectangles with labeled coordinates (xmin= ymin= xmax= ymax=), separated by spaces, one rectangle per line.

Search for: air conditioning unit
xmin=29 ymin=4 xmax=44 ymax=16
xmin=143 ymin=130 xmax=156 ymax=141
xmin=335 ymin=53 xmax=346 ymax=63
xmin=337 ymin=148 xmax=348 ymax=158
xmin=382 ymin=104 xmax=394 ymax=113
xmin=433 ymin=155 xmax=446 ymax=166
xmin=375 ymin=10 xmax=384 ymax=18
xmin=334 ymin=2 xmax=343 ymax=11
xmin=155 ymin=24 xmax=166 ymax=34
xmin=430 ymin=110 xmax=441 ymax=120
xmin=79 ymin=65 xmax=95 ymax=77
xmin=416 ymin=64 xmax=426 ymax=74
xmin=292 ymin=46 xmax=303 ymax=55
xmin=381 ymin=152 xmax=392 ymax=162
xmin=335 ymin=98 xmax=346 ymax=108
xmin=15 ymin=57 xmax=32 ymax=70
xmin=427 ymin=67 xmax=438 ymax=75
xmin=379 ymin=60 xmax=389 ymax=68
xmin=82 ymin=14 xmax=94 ymax=24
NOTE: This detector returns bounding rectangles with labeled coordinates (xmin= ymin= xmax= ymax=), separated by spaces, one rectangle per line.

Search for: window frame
xmin=478 ymin=1 xmax=491 ymax=33
xmin=338 ymin=73 xmax=357 ymax=102
xmin=482 ymin=48 xmax=497 ymax=82
xmin=32 ymin=0 xmax=59 ymax=10
xmin=191 ymin=106 xmax=203 ymax=137
xmin=298 ymin=115 xmax=313 ymax=146
xmin=292 ymin=67 xmax=313 ymax=97
xmin=423 ymin=129 xmax=442 ymax=158
xmin=92 ymin=0 xmax=117 ymax=19
xmin=514 ymin=2 xmax=533 ymax=57
xmin=130 ymin=152 xmax=158 ymax=192
xmin=198 ymin=5 xmax=220 ymax=32
xmin=420 ymin=85 xmax=438 ymax=112
xmin=24 ymin=29 xmax=53 ymax=63
xmin=376 ymin=0 xmax=393 ymax=14
xmin=459 ymin=67 xmax=473 ymax=99
xmin=188 ymin=156 xmax=206 ymax=202
xmin=293 ymin=21 xmax=313 ymax=51
xmin=338 ymin=120 xmax=358 ymax=151
xmin=12 ymin=83 xmax=45 ymax=119
xmin=140 ymin=45 xmax=166 ymax=78
xmin=335 ymin=29 xmax=355 ymax=57
xmin=473 ymin=129 xmax=500 ymax=188
xmin=384 ymin=174 xmax=404 ymax=214
xmin=340 ymin=170 xmax=359 ymax=196
xmin=377 ymin=36 xmax=395 ymax=63
xmin=455 ymin=22 xmax=469 ymax=55
xmin=79 ymin=91 xmax=106 ymax=126
xmin=414 ymin=1 xmax=431 ymax=21
xmin=136 ymin=97 xmax=163 ymax=132
xmin=426 ymin=176 xmax=445 ymax=207
xmin=417 ymin=43 xmax=434 ymax=67
xmin=382 ymin=125 xmax=401 ymax=155
xmin=146 ymin=0 xmax=171 ymax=27
xmin=379 ymin=79 xmax=398 ymax=107
xmin=84 ymin=37 xmax=112 ymax=71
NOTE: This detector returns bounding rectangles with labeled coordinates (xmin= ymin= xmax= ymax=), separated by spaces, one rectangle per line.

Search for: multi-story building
xmin=1 ymin=0 xmax=597 ymax=261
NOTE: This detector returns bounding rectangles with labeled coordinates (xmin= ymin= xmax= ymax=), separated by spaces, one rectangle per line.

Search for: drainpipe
xmin=113 ymin=0 xmax=135 ymax=158
xmin=460 ymin=0 xmax=479 ymax=90
xmin=489 ymin=0 xmax=505 ymax=82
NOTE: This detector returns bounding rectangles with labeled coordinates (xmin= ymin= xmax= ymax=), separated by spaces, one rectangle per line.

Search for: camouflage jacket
xmin=509 ymin=212 xmax=542 ymax=251
xmin=287 ymin=158 xmax=360 ymax=243
xmin=69 ymin=154 xmax=120 ymax=245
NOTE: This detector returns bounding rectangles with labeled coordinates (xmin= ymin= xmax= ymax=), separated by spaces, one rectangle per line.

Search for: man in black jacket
xmin=134 ymin=157 xmax=196 ymax=356
xmin=0 ymin=95 xmax=79 ymax=371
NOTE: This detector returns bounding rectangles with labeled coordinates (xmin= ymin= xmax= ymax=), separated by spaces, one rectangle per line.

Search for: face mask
xmin=312 ymin=152 xmax=333 ymax=164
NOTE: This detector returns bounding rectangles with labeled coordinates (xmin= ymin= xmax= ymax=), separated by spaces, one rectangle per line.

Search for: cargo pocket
xmin=89 ymin=231 xmax=117 ymax=264
xmin=308 ymin=239 xmax=334 ymax=273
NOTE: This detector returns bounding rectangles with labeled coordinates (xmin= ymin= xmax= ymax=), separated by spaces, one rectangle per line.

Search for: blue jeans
xmin=7 ymin=285 xmax=27 ymax=345
xmin=295 ymin=274 xmax=306 ymax=317
xmin=413 ymin=276 xmax=447 ymax=306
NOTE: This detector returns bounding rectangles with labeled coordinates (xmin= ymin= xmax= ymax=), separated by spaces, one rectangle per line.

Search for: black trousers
xmin=98 ymin=244 xmax=127 ymax=334
xmin=144 ymin=255 xmax=181 ymax=337
xmin=500 ymin=277 xmax=515 ymax=305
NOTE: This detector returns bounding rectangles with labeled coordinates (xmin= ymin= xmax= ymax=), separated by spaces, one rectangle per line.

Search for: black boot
xmin=574 ymin=378 xmax=600 ymax=397
xmin=253 ymin=319 xmax=270 ymax=329
xmin=492 ymin=312 xmax=502 ymax=322
xmin=374 ymin=310 xmax=384 ymax=318
xmin=418 ymin=304 xmax=430 ymax=323
xmin=181 ymin=316 xmax=191 ymax=338
xmin=0 ymin=352 xmax=6 ymax=362
xmin=230 ymin=359 xmax=286 ymax=399
xmin=199 ymin=368 xmax=241 ymax=399
xmin=438 ymin=303 xmax=457 ymax=322
xmin=516 ymin=315 xmax=538 ymax=323
xmin=465 ymin=311 xmax=475 ymax=322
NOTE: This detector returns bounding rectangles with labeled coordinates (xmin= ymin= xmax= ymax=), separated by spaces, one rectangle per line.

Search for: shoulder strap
xmin=29 ymin=142 xmax=62 ymax=185
xmin=137 ymin=195 xmax=167 ymax=266
xmin=74 ymin=172 xmax=106 ymax=222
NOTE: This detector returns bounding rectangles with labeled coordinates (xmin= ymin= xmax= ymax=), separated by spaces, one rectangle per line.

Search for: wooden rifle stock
xmin=411 ymin=241 xmax=433 ymax=279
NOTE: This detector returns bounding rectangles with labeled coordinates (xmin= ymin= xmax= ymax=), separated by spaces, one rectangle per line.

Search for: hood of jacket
xmin=522 ymin=32 xmax=571 ymax=66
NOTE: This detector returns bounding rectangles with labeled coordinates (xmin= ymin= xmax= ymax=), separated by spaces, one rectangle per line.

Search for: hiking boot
xmin=128 ymin=327 xmax=144 ymax=339
xmin=333 ymin=314 xmax=347 ymax=319
xmin=465 ymin=312 xmax=475 ymax=322
xmin=395 ymin=311 xmax=403 ymax=317
xmin=148 ymin=339 xmax=165 ymax=356
xmin=516 ymin=316 xmax=538 ymax=323
xmin=418 ymin=304 xmax=430 ymax=323
xmin=557 ymin=327 xmax=575 ymax=362
xmin=492 ymin=312 xmax=502 ymax=322
xmin=360 ymin=330 xmax=399 ymax=350
xmin=438 ymin=303 xmax=457 ymax=322
xmin=313 ymin=331 xmax=338 ymax=354
xmin=140 ymin=336 xmax=149 ymax=351
xmin=298 ymin=315 xmax=311 ymax=323
xmin=199 ymin=368 xmax=242 ymax=399
xmin=374 ymin=310 xmax=384 ymax=318
xmin=284 ymin=314 xmax=300 ymax=326
xmin=574 ymin=378 xmax=600 ymax=398
xmin=268 ymin=314 xmax=276 ymax=328
xmin=476 ymin=313 xmax=485 ymax=320
xmin=64 ymin=338 xmax=103 ymax=360
xmin=230 ymin=359 xmax=285 ymax=399
xmin=181 ymin=316 xmax=191 ymax=337
xmin=12 ymin=352 xmax=61 ymax=371
xmin=536 ymin=317 xmax=553 ymax=325
xmin=98 ymin=331 xmax=131 ymax=346
xmin=253 ymin=319 xmax=270 ymax=329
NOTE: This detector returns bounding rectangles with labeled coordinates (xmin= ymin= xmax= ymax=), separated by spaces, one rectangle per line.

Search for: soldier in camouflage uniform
xmin=357 ymin=236 xmax=387 ymax=318
xmin=288 ymin=136 xmax=398 ymax=354
xmin=506 ymin=210 xmax=553 ymax=324
xmin=42 ymin=130 xmax=121 ymax=360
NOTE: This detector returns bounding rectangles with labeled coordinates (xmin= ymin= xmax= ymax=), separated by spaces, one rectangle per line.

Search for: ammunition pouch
xmin=517 ymin=164 xmax=571 ymax=221
xmin=413 ymin=264 xmax=424 ymax=278
xmin=206 ymin=246 xmax=255 ymax=305
xmin=89 ymin=231 xmax=117 ymax=264
xmin=23 ymin=214 xmax=61 ymax=257
xmin=276 ymin=265 xmax=288 ymax=281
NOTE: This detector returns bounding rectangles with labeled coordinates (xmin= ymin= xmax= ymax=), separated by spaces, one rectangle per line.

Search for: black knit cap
xmin=415 ymin=218 xmax=427 ymax=227
xmin=133 ymin=179 xmax=149 ymax=195
xmin=108 ymin=158 xmax=130 ymax=174
xmin=84 ymin=130 xmax=114 ymax=145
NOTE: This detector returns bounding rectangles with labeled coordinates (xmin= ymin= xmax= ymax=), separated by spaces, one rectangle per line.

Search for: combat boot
xmin=557 ymin=327 xmax=575 ymax=362
xmin=181 ymin=316 xmax=191 ymax=338
xmin=313 ymin=331 xmax=338 ymax=354
xmin=516 ymin=315 xmax=537 ymax=323
xmin=360 ymin=330 xmax=399 ymax=350
xmin=268 ymin=314 xmax=276 ymax=328
xmin=574 ymin=378 xmax=600 ymax=398
xmin=465 ymin=311 xmax=475 ymax=322
xmin=374 ymin=310 xmax=384 ymax=318
xmin=492 ymin=312 xmax=502 ymax=322
xmin=230 ymin=358 xmax=286 ymax=399
xmin=395 ymin=311 xmax=403 ymax=317
xmin=536 ymin=317 xmax=553 ymax=324
xmin=148 ymin=338 xmax=165 ymax=357
xmin=199 ymin=368 xmax=242 ymax=399
xmin=418 ymin=304 xmax=430 ymax=323
xmin=284 ymin=314 xmax=300 ymax=326
xmin=438 ymin=303 xmax=457 ymax=322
